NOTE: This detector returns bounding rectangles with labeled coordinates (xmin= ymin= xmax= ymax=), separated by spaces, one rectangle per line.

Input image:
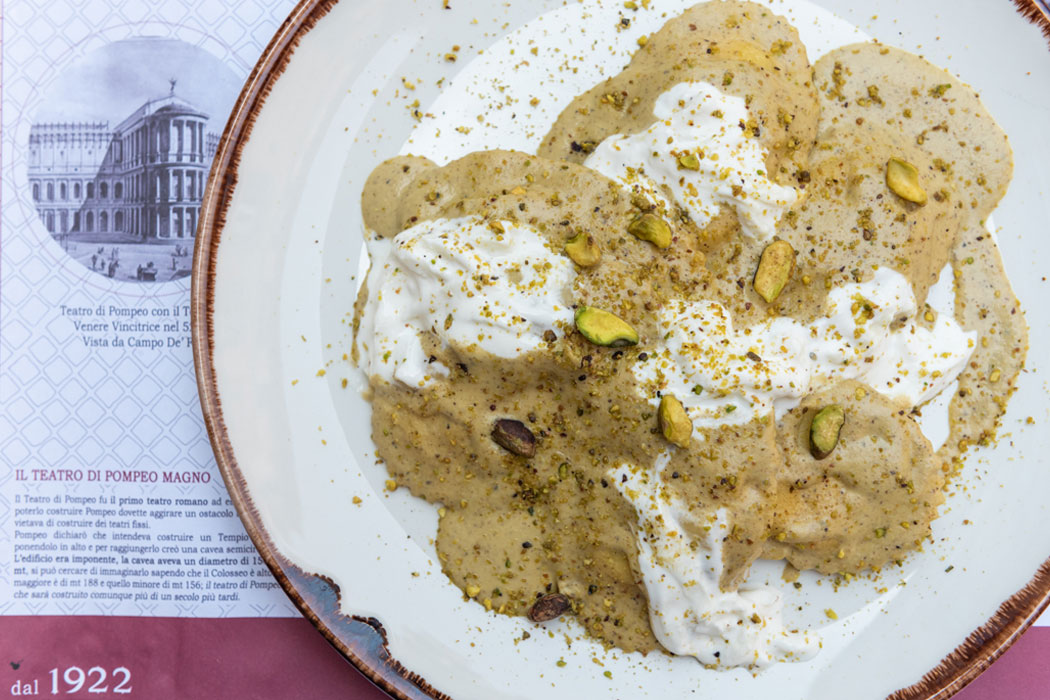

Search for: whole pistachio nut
xmin=627 ymin=213 xmax=672 ymax=249
xmin=753 ymin=240 xmax=796 ymax=303
xmin=492 ymin=419 xmax=537 ymax=457
xmin=528 ymin=593 xmax=572 ymax=623
xmin=809 ymin=404 xmax=845 ymax=459
xmin=677 ymin=152 xmax=701 ymax=171
xmin=564 ymin=232 xmax=602 ymax=267
xmin=658 ymin=394 xmax=693 ymax=448
xmin=886 ymin=158 xmax=928 ymax=205
xmin=574 ymin=306 xmax=639 ymax=348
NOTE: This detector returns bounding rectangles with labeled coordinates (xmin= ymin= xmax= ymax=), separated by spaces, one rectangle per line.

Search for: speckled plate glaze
xmin=192 ymin=1 xmax=1050 ymax=698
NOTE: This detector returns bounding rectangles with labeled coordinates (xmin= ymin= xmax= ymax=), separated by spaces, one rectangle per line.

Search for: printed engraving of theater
xmin=28 ymin=86 xmax=219 ymax=248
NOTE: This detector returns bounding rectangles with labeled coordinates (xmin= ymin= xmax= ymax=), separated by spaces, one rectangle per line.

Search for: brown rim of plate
xmin=1011 ymin=0 xmax=1050 ymax=40
xmin=190 ymin=1 xmax=1050 ymax=699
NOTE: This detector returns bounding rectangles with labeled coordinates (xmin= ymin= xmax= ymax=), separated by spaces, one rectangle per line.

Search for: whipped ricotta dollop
xmin=611 ymin=455 xmax=819 ymax=668
xmin=356 ymin=216 xmax=576 ymax=387
xmin=584 ymin=81 xmax=798 ymax=240
xmin=635 ymin=267 xmax=975 ymax=428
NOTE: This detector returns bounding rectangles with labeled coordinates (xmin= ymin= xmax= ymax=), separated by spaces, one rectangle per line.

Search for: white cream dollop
xmin=635 ymin=267 xmax=975 ymax=428
xmin=611 ymin=455 xmax=819 ymax=669
xmin=584 ymin=81 xmax=798 ymax=240
xmin=356 ymin=216 xmax=575 ymax=387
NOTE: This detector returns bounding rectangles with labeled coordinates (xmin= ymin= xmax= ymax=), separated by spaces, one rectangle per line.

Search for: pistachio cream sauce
xmin=352 ymin=0 xmax=1026 ymax=670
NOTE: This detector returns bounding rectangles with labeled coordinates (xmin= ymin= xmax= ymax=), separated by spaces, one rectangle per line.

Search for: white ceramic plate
xmin=192 ymin=1 xmax=1050 ymax=698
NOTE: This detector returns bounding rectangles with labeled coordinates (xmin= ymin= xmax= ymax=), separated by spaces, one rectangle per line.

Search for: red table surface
xmin=0 ymin=617 xmax=1046 ymax=699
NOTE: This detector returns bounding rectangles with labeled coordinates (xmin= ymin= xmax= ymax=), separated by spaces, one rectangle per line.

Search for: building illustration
xmin=28 ymin=81 xmax=219 ymax=282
